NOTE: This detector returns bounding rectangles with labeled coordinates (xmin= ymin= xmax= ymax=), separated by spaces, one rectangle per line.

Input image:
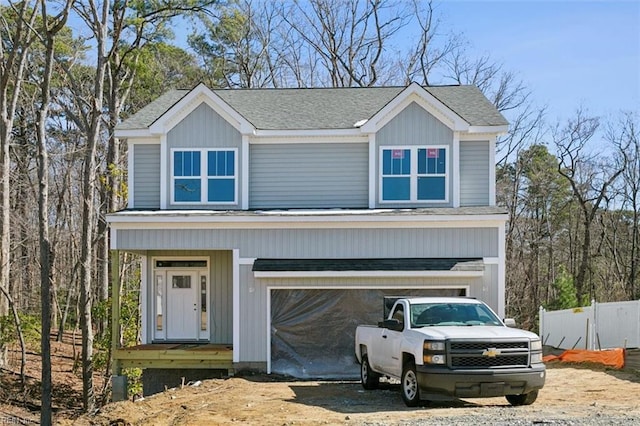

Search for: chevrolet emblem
xmin=482 ymin=348 xmax=501 ymax=357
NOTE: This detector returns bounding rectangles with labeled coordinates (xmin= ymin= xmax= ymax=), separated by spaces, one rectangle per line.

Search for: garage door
xmin=270 ymin=288 xmax=465 ymax=379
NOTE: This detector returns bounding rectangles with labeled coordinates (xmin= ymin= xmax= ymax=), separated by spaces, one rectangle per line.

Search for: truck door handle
xmin=382 ymin=335 xmax=387 ymax=339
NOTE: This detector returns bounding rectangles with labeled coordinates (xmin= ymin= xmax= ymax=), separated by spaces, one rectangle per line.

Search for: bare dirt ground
xmin=1 ymin=334 xmax=640 ymax=425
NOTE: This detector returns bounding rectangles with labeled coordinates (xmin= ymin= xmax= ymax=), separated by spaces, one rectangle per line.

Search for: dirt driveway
xmin=68 ymin=365 xmax=640 ymax=425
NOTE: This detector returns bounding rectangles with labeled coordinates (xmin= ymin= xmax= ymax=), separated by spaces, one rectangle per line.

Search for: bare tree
xmin=401 ymin=0 xmax=460 ymax=85
xmin=70 ymin=0 xmax=112 ymax=411
xmin=554 ymin=109 xmax=627 ymax=302
xmin=32 ymin=0 xmax=73 ymax=423
xmin=0 ymin=0 xmax=38 ymax=368
xmin=608 ymin=113 xmax=640 ymax=298
xmin=279 ymin=0 xmax=410 ymax=87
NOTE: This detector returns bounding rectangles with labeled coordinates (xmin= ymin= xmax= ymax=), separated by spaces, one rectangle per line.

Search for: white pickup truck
xmin=354 ymin=297 xmax=545 ymax=407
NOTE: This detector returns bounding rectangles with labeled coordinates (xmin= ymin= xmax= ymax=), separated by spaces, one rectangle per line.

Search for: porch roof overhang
xmin=252 ymin=257 xmax=485 ymax=278
xmin=107 ymin=206 xmax=508 ymax=230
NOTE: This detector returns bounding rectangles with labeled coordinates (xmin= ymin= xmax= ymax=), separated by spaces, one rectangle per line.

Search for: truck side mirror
xmin=377 ymin=319 xmax=403 ymax=331
xmin=504 ymin=318 xmax=516 ymax=327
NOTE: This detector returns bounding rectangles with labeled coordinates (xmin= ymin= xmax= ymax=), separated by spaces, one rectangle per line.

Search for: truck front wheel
xmin=401 ymin=362 xmax=421 ymax=407
xmin=360 ymin=355 xmax=380 ymax=390
xmin=506 ymin=390 xmax=538 ymax=406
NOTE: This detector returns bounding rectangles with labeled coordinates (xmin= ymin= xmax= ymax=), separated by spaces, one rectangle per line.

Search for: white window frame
xmin=170 ymin=147 xmax=238 ymax=205
xmin=379 ymin=145 xmax=449 ymax=204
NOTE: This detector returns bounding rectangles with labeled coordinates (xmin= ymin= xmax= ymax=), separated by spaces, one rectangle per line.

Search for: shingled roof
xmin=252 ymin=258 xmax=485 ymax=272
xmin=117 ymin=84 xmax=507 ymax=131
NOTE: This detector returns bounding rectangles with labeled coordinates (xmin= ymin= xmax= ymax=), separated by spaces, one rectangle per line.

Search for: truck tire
xmin=360 ymin=355 xmax=380 ymax=390
xmin=506 ymin=390 xmax=538 ymax=406
xmin=401 ymin=361 xmax=421 ymax=407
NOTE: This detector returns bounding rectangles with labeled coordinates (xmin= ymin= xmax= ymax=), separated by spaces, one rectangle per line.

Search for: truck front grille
xmin=447 ymin=339 xmax=530 ymax=369
xmin=451 ymin=341 xmax=529 ymax=351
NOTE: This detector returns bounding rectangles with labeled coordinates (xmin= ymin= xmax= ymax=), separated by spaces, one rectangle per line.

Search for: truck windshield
xmin=410 ymin=303 xmax=502 ymax=327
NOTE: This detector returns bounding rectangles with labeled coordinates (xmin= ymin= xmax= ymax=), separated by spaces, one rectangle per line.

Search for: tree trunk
xmin=0 ymin=2 xmax=36 ymax=369
xmin=0 ymin=284 xmax=26 ymax=385
xmin=79 ymin=23 xmax=109 ymax=415
xmin=36 ymin=0 xmax=72 ymax=422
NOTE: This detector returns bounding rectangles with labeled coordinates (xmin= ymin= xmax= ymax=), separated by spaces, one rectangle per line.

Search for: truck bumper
xmin=415 ymin=364 xmax=546 ymax=399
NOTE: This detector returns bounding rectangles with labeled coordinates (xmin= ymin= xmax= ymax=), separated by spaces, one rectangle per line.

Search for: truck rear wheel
xmin=506 ymin=390 xmax=538 ymax=406
xmin=360 ymin=355 xmax=380 ymax=390
xmin=401 ymin=362 xmax=420 ymax=407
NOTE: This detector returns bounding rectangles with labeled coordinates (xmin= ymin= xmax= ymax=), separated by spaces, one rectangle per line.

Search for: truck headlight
xmin=423 ymin=341 xmax=445 ymax=351
xmin=424 ymin=354 xmax=446 ymax=364
xmin=531 ymin=352 xmax=543 ymax=364
xmin=530 ymin=339 xmax=542 ymax=351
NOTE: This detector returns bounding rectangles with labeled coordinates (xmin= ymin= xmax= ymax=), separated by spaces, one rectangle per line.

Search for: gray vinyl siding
xmin=119 ymin=227 xmax=501 ymax=363
xmin=460 ymin=141 xmax=490 ymax=206
xmin=377 ymin=102 xmax=453 ymax=146
xmin=116 ymin=227 xmax=499 ymax=258
xmin=375 ymin=102 xmax=454 ymax=208
xmin=145 ymin=250 xmax=233 ymax=344
xmin=168 ymin=103 xmax=242 ymax=149
xmin=209 ymin=250 xmax=233 ymax=343
xmin=249 ymin=143 xmax=368 ymax=209
xmin=481 ymin=264 xmax=499 ymax=310
xmin=133 ymin=144 xmax=161 ymax=209
xmin=166 ymin=103 xmax=243 ymax=209
xmin=239 ymin=265 xmax=263 ymax=361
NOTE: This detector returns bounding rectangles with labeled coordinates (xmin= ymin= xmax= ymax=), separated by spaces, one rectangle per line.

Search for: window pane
xmin=192 ymin=152 xmax=201 ymax=175
xmin=383 ymin=150 xmax=392 ymax=174
xmin=382 ymin=177 xmax=410 ymax=200
xmin=155 ymin=275 xmax=163 ymax=332
xmin=437 ymin=148 xmax=446 ymax=173
xmin=418 ymin=149 xmax=427 ymax=174
xmin=418 ymin=176 xmax=446 ymax=200
xmin=208 ymin=178 xmax=235 ymax=202
xmin=172 ymin=275 xmax=191 ymax=289
xmin=201 ymin=276 xmax=207 ymax=331
xmin=175 ymin=151 xmax=200 ymax=176
xmin=175 ymin=178 xmax=201 ymax=202
xmin=208 ymin=151 xmax=217 ymax=176
xmin=395 ymin=149 xmax=410 ymax=174
xmin=208 ymin=151 xmax=235 ymax=176
xmin=174 ymin=151 xmax=184 ymax=176
xmin=383 ymin=149 xmax=410 ymax=176
xmin=226 ymin=151 xmax=235 ymax=176
xmin=418 ymin=148 xmax=446 ymax=175
xmin=217 ymin=151 xmax=226 ymax=176
xmin=429 ymin=156 xmax=436 ymax=173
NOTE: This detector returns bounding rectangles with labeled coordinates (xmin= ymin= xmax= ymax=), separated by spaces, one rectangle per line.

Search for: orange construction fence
xmin=543 ymin=348 xmax=625 ymax=369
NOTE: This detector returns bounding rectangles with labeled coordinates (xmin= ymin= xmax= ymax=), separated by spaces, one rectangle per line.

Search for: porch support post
xmin=111 ymin=249 xmax=122 ymax=376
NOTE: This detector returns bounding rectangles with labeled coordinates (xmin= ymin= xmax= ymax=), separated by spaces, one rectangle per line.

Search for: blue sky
xmin=432 ymin=0 xmax=640 ymax=123
xmin=64 ymin=0 xmax=639 ymax=125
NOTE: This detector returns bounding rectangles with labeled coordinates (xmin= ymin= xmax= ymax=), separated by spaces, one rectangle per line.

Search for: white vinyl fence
xmin=539 ymin=300 xmax=640 ymax=350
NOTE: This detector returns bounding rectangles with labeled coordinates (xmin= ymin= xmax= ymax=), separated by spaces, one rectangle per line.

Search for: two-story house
xmin=107 ymin=82 xmax=509 ymax=395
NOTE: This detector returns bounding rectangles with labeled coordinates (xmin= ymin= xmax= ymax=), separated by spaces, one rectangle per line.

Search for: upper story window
xmin=380 ymin=146 xmax=448 ymax=203
xmin=172 ymin=148 xmax=237 ymax=204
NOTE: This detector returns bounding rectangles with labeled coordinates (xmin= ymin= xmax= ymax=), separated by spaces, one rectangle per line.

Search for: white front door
xmin=166 ymin=271 xmax=198 ymax=340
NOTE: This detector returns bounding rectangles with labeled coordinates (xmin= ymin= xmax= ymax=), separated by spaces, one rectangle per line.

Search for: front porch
xmin=114 ymin=343 xmax=234 ymax=371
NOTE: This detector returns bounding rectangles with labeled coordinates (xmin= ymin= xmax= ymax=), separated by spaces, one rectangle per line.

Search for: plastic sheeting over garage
xmin=270 ymin=288 xmax=465 ymax=379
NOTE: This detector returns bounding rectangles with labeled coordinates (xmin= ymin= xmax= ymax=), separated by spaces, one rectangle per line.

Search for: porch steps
xmin=114 ymin=343 xmax=233 ymax=370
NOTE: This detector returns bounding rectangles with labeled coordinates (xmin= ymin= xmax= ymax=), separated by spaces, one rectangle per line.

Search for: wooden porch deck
xmin=114 ymin=343 xmax=233 ymax=370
